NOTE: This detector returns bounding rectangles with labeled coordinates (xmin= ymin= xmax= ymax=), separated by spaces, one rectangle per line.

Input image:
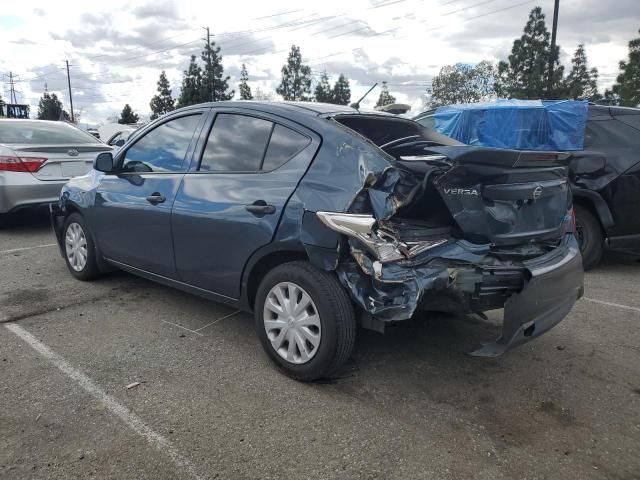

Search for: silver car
xmin=0 ymin=119 xmax=111 ymax=225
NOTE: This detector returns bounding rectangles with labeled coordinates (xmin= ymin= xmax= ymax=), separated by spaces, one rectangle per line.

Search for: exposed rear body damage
xmin=303 ymin=113 xmax=583 ymax=355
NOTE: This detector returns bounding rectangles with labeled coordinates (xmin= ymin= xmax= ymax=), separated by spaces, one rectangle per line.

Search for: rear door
xmin=172 ymin=109 xmax=319 ymax=298
xmin=92 ymin=111 xmax=206 ymax=277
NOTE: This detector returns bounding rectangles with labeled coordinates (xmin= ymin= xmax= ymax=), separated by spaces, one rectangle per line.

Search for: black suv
xmin=571 ymin=105 xmax=640 ymax=268
xmin=52 ymin=102 xmax=584 ymax=381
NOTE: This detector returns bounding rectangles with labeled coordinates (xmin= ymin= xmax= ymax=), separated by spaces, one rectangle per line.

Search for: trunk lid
xmin=398 ymin=147 xmax=572 ymax=246
xmin=10 ymin=144 xmax=111 ymax=180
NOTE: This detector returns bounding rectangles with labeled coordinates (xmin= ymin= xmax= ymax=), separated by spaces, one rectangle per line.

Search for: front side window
xmin=121 ymin=115 xmax=201 ymax=173
xmin=200 ymin=114 xmax=272 ymax=172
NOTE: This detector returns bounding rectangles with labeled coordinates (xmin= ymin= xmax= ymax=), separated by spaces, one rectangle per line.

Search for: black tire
xmin=575 ymin=204 xmax=604 ymax=270
xmin=254 ymin=261 xmax=356 ymax=382
xmin=62 ymin=213 xmax=102 ymax=281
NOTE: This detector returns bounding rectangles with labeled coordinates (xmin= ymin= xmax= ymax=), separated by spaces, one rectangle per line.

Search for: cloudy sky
xmin=1 ymin=0 xmax=637 ymax=125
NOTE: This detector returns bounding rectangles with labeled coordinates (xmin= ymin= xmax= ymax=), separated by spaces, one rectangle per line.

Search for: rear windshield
xmin=333 ymin=114 xmax=461 ymax=147
xmin=0 ymin=121 xmax=98 ymax=145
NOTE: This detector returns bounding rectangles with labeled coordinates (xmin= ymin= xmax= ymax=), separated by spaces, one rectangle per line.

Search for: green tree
xmin=37 ymin=92 xmax=64 ymax=120
xmin=605 ymin=29 xmax=640 ymax=107
xmin=314 ymin=71 xmax=333 ymax=103
xmin=375 ymin=81 xmax=396 ymax=107
xmin=430 ymin=61 xmax=495 ymax=107
xmin=201 ymin=39 xmax=234 ymax=102
xmin=332 ymin=74 xmax=351 ymax=105
xmin=494 ymin=7 xmax=564 ymax=99
xmin=563 ymin=44 xmax=600 ymax=101
xmin=276 ymin=45 xmax=312 ymax=101
xmin=118 ymin=104 xmax=139 ymax=124
xmin=149 ymin=71 xmax=175 ymax=120
xmin=177 ymin=55 xmax=204 ymax=107
xmin=238 ymin=63 xmax=253 ymax=100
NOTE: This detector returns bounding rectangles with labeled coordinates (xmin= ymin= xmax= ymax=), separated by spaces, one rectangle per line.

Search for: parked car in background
xmin=105 ymin=127 xmax=136 ymax=149
xmin=570 ymin=105 xmax=640 ymax=268
xmin=0 ymin=119 xmax=112 ymax=226
xmin=415 ymin=104 xmax=640 ymax=269
xmin=51 ymin=101 xmax=583 ymax=381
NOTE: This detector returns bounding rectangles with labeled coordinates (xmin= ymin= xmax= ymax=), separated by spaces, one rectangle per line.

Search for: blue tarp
xmin=433 ymin=99 xmax=589 ymax=151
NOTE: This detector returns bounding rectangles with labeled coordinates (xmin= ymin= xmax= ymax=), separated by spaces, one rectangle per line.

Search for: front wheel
xmin=575 ymin=205 xmax=604 ymax=270
xmin=255 ymin=261 xmax=356 ymax=382
xmin=62 ymin=213 xmax=102 ymax=281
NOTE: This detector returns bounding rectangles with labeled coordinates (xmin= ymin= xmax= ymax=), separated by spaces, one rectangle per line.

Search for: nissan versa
xmin=51 ymin=101 xmax=584 ymax=381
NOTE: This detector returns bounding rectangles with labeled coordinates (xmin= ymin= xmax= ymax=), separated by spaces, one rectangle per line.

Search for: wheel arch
xmin=242 ymin=248 xmax=309 ymax=312
xmin=571 ymin=187 xmax=614 ymax=233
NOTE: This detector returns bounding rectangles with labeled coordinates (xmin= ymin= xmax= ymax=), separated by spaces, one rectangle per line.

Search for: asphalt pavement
xmin=1 ymin=210 xmax=639 ymax=479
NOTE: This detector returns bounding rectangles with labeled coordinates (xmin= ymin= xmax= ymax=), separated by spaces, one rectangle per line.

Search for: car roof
xmin=175 ymin=100 xmax=392 ymax=119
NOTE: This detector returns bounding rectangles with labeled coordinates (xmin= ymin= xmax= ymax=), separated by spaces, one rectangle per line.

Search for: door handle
xmin=245 ymin=201 xmax=276 ymax=215
xmin=146 ymin=193 xmax=166 ymax=205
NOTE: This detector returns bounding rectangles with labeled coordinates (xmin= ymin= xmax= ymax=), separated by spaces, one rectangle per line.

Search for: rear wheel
xmin=255 ymin=261 xmax=356 ymax=382
xmin=575 ymin=204 xmax=604 ymax=270
xmin=63 ymin=213 xmax=101 ymax=281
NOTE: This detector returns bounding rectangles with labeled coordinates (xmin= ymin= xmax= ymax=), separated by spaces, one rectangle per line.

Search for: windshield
xmin=0 ymin=121 xmax=99 ymax=145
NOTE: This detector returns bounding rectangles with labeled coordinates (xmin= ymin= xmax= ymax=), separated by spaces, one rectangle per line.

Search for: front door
xmin=92 ymin=112 xmax=205 ymax=277
xmin=172 ymin=110 xmax=319 ymax=298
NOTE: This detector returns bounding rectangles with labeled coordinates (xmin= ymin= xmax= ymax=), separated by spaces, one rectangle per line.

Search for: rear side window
xmin=585 ymin=119 xmax=640 ymax=150
xmin=262 ymin=125 xmax=310 ymax=171
xmin=617 ymin=114 xmax=640 ymax=131
xmin=200 ymin=114 xmax=272 ymax=172
xmin=121 ymin=115 xmax=201 ymax=173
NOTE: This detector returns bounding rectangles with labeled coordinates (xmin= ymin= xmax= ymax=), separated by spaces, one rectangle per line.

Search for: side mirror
xmin=94 ymin=152 xmax=115 ymax=173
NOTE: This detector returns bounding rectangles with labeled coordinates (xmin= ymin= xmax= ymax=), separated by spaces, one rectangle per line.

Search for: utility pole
xmin=547 ymin=0 xmax=560 ymax=98
xmin=8 ymin=72 xmax=17 ymax=104
xmin=203 ymin=26 xmax=214 ymax=102
xmin=65 ymin=60 xmax=75 ymax=123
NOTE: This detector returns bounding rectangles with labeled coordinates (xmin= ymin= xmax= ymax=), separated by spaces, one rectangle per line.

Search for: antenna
xmin=350 ymin=82 xmax=378 ymax=111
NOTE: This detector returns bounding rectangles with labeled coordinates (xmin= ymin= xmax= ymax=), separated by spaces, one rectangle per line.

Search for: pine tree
xmin=494 ymin=7 xmax=564 ymax=99
xmin=149 ymin=71 xmax=175 ymax=120
xmin=375 ymin=81 xmax=396 ymax=107
xmin=276 ymin=45 xmax=312 ymax=101
xmin=37 ymin=92 xmax=64 ymax=120
xmin=563 ymin=45 xmax=600 ymax=101
xmin=331 ymin=74 xmax=351 ymax=105
xmin=201 ymin=40 xmax=234 ymax=102
xmin=118 ymin=104 xmax=139 ymax=124
xmin=238 ymin=64 xmax=253 ymax=100
xmin=606 ymin=29 xmax=640 ymax=107
xmin=177 ymin=55 xmax=204 ymax=107
xmin=314 ymin=71 xmax=333 ymax=103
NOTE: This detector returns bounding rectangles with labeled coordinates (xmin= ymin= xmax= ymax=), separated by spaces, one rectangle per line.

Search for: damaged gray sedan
xmin=51 ymin=101 xmax=584 ymax=381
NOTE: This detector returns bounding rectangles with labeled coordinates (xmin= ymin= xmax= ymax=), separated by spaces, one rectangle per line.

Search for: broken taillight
xmin=0 ymin=155 xmax=47 ymax=172
xmin=317 ymin=211 xmax=447 ymax=263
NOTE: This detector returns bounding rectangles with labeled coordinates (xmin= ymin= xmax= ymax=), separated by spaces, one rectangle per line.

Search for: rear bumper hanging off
xmin=470 ymin=235 xmax=583 ymax=356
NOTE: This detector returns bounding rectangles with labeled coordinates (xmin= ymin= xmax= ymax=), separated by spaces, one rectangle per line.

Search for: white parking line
xmin=0 ymin=243 xmax=57 ymax=254
xmin=583 ymin=297 xmax=640 ymax=314
xmin=4 ymin=323 xmax=204 ymax=480
xmin=160 ymin=320 xmax=204 ymax=337
xmin=195 ymin=310 xmax=241 ymax=332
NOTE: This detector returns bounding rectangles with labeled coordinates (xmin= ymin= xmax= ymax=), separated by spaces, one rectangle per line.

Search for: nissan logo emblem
xmin=532 ymin=186 xmax=543 ymax=200
xmin=67 ymin=149 xmax=79 ymax=157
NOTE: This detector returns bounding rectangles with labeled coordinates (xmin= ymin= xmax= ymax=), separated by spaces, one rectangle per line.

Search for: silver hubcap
xmin=65 ymin=222 xmax=88 ymax=272
xmin=263 ymin=282 xmax=321 ymax=364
